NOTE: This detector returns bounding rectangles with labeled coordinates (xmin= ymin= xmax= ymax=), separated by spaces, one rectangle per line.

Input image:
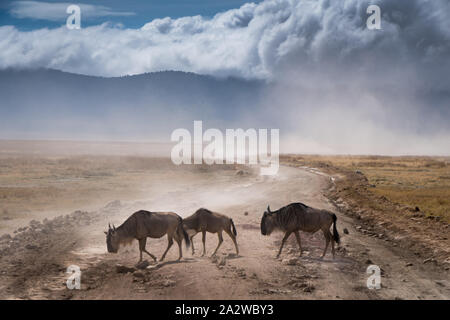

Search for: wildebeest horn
xmin=113 ymin=224 xmax=116 ymax=231
xmin=108 ymin=223 xmax=111 ymax=230
xmin=267 ymin=205 xmax=271 ymax=213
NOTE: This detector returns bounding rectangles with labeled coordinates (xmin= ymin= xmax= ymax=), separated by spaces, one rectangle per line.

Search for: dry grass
xmin=282 ymin=155 xmax=450 ymax=223
xmin=0 ymin=156 xmax=177 ymax=222
xmin=0 ymin=152 xmax=240 ymax=231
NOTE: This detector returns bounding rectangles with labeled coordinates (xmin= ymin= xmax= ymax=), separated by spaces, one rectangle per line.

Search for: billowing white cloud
xmin=9 ymin=1 xmax=135 ymax=21
xmin=0 ymin=0 xmax=448 ymax=81
xmin=1 ymin=0 xmax=450 ymax=155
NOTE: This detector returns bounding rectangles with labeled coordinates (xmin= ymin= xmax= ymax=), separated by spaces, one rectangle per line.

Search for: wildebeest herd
xmin=105 ymin=202 xmax=340 ymax=264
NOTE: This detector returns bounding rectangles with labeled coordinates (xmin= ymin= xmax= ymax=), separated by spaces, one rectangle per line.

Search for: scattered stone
xmin=415 ymin=206 xmax=420 ymax=212
xmin=115 ymin=264 xmax=135 ymax=274
xmin=237 ymin=270 xmax=246 ymax=278
xmin=423 ymin=258 xmax=436 ymax=264
xmin=133 ymin=271 xmax=145 ymax=279
xmin=282 ymin=258 xmax=298 ymax=266
xmin=162 ymin=280 xmax=176 ymax=287
xmin=235 ymin=170 xmax=249 ymax=176
xmin=135 ymin=260 xmax=150 ymax=270
xmin=405 ymin=263 xmax=413 ymax=267
xmin=244 ymin=211 xmax=249 ymax=216
xmin=25 ymin=244 xmax=38 ymax=250
xmin=356 ymin=226 xmax=362 ymax=230
xmin=343 ymin=228 xmax=349 ymax=235
xmin=303 ymin=285 xmax=315 ymax=293
xmin=365 ymin=259 xmax=373 ymax=265
xmin=218 ymin=257 xmax=227 ymax=267
xmin=0 ymin=234 xmax=12 ymax=241
xmin=29 ymin=220 xmax=40 ymax=227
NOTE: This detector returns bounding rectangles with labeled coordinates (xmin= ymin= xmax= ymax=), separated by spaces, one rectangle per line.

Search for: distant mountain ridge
xmin=0 ymin=68 xmax=266 ymax=140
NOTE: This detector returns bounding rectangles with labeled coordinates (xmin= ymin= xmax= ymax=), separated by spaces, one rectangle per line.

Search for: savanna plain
xmin=0 ymin=141 xmax=449 ymax=300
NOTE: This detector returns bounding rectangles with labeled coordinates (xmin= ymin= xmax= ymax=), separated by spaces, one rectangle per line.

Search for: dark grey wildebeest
xmin=183 ymin=208 xmax=239 ymax=257
xmin=260 ymin=203 xmax=340 ymax=259
xmin=105 ymin=210 xmax=190 ymax=263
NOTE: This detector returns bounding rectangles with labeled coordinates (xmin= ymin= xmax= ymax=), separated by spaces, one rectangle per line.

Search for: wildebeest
xmin=260 ymin=203 xmax=340 ymax=259
xmin=183 ymin=208 xmax=239 ymax=256
xmin=105 ymin=210 xmax=190 ymax=263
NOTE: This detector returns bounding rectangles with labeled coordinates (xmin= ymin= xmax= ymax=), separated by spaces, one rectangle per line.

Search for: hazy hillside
xmin=0 ymin=69 xmax=265 ymax=140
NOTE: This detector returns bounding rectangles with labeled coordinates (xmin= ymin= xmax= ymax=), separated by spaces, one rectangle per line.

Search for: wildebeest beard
xmin=261 ymin=215 xmax=267 ymax=235
xmin=261 ymin=210 xmax=278 ymax=236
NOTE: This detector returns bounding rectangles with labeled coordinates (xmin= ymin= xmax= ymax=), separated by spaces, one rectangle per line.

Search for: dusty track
xmin=0 ymin=165 xmax=449 ymax=300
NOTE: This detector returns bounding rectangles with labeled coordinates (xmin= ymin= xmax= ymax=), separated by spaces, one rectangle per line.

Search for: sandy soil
xmin=0 ymin=164 xmax=449 ymax=300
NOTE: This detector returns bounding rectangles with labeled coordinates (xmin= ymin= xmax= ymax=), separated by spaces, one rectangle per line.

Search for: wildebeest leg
xmin=161 ymin=236 xmax=174 ymax=261
xmin=138 ymin=241 xmax=143 ymax=263
xmin=139 ymin=238 xmax=157 ymax=262
xmin=212 ymin=231 xmax=223 ymax=256
xmin=176 ymin=237 xmax=182 ymax=261
xmin=294 ymin=231 xmax=303 ymax=256
xmin=277 ymin=231 xmax=292 ymax=258
xmin=321 ymin=230 xmax=331 ymax=258
xmin=331 ymin=235 xmax=335 ymax=259
xmin=190 ymin=235 xmax=195 ymax=255
xmin=225 ymin=229 xmax=239 ymax=255
xmin=201 ymin=231 xmax=206 ymax=257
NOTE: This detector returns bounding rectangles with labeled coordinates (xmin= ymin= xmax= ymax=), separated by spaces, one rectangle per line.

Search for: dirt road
xmin=0 ymin=165 xmax=448 ymax=299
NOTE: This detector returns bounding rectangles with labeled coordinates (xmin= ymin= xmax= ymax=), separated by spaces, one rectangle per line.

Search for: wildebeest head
xmin=261 ymin=205 xmax=276 ymax=236
xmin=104 ymin=223 xmax=119 ymax=253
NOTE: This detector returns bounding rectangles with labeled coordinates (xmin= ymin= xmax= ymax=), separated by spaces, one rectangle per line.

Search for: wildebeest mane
xmin=273 ymin=203 xmax=309 ymax=231
xmin=117 ymin=210 xmax=153 ymax=241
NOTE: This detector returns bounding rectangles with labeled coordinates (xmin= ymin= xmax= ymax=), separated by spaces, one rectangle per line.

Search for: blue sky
xmin=0 ymin=0 xmax=262 ymax=30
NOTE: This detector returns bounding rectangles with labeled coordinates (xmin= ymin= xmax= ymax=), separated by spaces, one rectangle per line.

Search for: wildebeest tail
xmin=332 ymin=213 xmax=340 ymax=244
xmin=177 ymin=218 xmax=190 ymax=248
xmin=230 ymin=219 xmax=237 ymax=236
